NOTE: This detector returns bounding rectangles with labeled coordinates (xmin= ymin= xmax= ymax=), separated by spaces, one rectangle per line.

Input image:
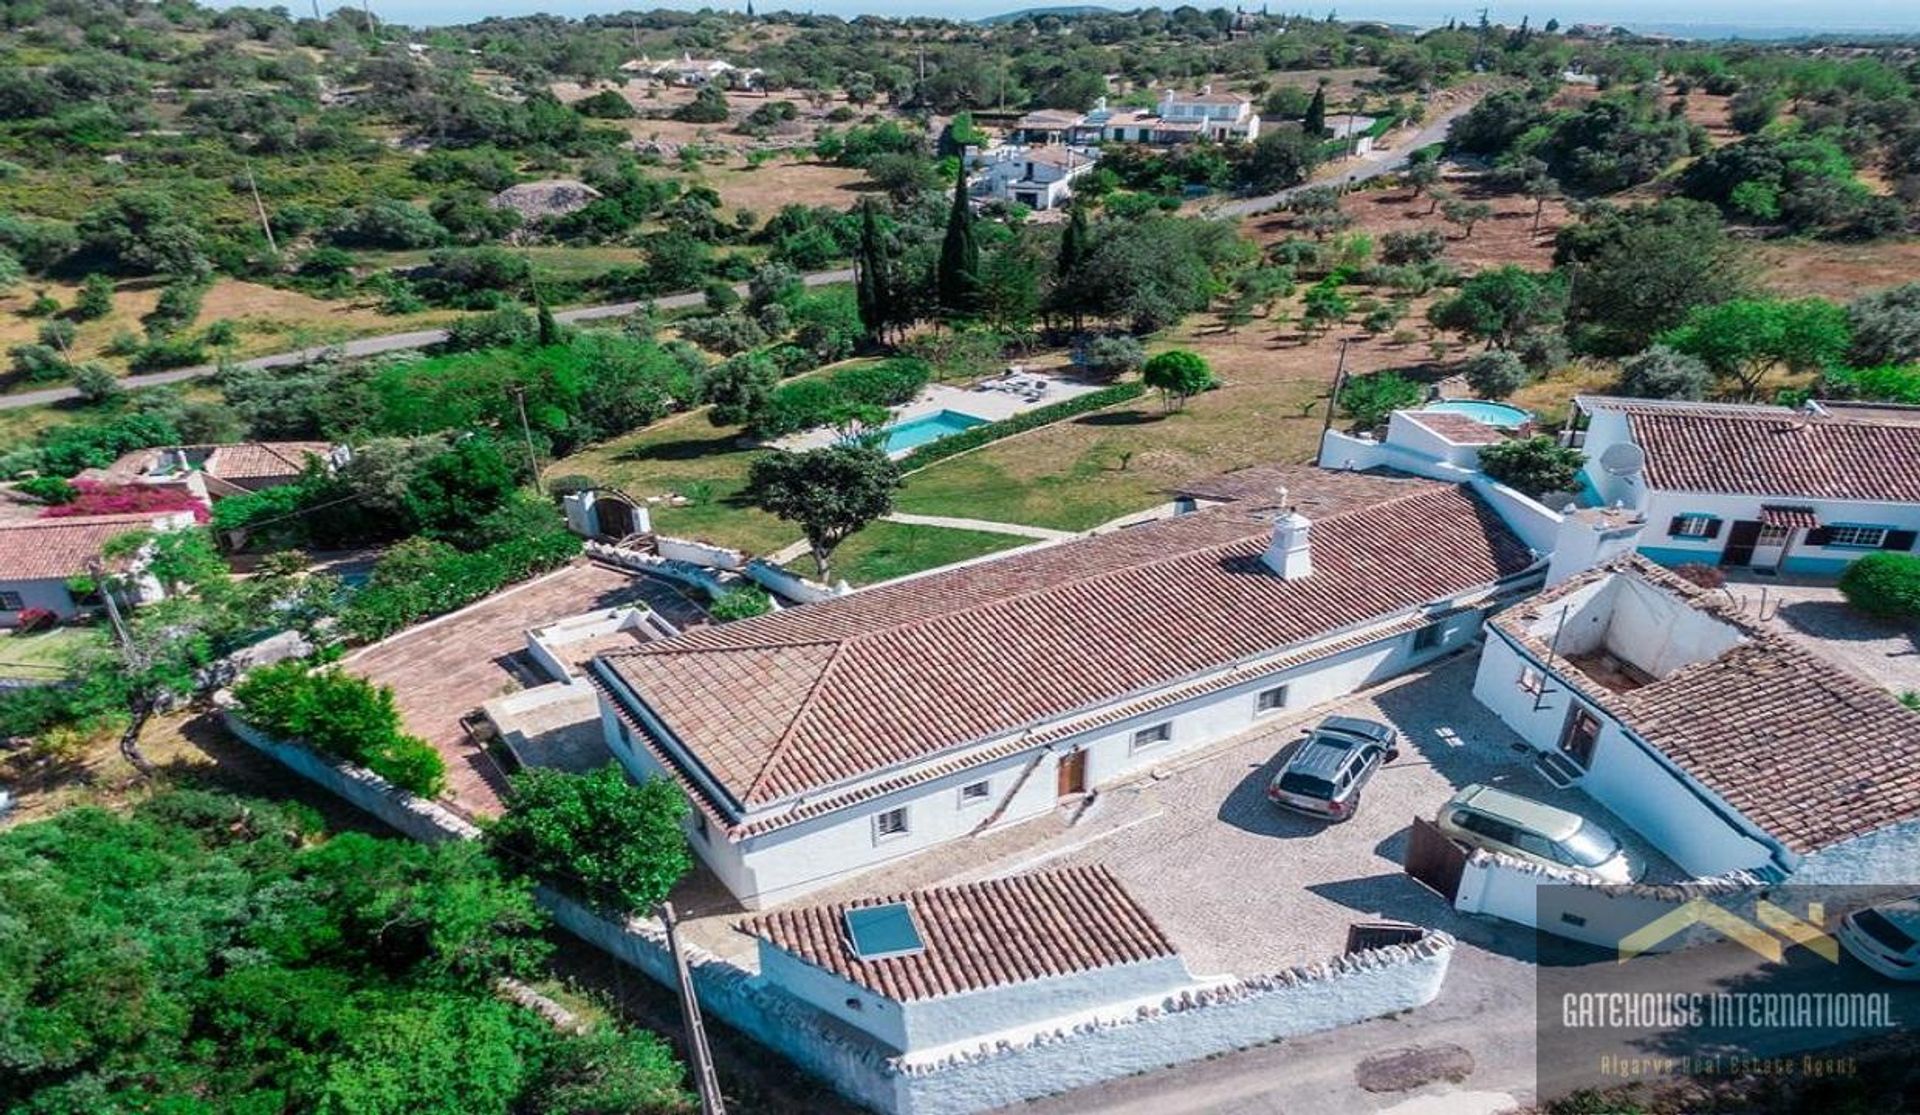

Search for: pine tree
xmin=855 ymin=200 xmax=892 ymax=341
xmin=1054 ymin=204 xmax=1090 ymax=331
xmin=1304 ymin=85 xmax=1327 ymax=136
xmin=936 ymin=172 xmax=981 ymax=318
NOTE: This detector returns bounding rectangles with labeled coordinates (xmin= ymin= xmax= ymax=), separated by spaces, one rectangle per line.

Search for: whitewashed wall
xmin=0 ymin=576 xmax=80 ymax=624
xmin=1453 ymin=849 xmax=1758 ymax=951
xmin=1793 ymin=817 xmax=1920 ymax=886
xmin=1471 ymin=632 xmax=1783 ymax=878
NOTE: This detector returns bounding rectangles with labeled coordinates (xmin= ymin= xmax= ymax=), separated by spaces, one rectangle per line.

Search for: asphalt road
xmin=0 ymin=266 xmax=855 ymax=411
xmin=1210 ymin=100 xmax=1474 ymax=220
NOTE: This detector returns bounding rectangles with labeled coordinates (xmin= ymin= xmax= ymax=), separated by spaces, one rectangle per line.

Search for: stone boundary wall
xmin=231 ymin=717 xmax=1456 ymax=1115
xmin=1454 ymin=847 xmax=1767 ymax=951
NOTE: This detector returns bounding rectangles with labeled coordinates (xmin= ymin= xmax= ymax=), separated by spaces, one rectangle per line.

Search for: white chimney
xmin=1263 ymin=511 xmax=1314 ymax=580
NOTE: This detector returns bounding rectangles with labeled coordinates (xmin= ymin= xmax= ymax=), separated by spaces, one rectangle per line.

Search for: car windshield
xmin=1278 ymin=771 xmax=1335 ymax=798
xmin=1855 ymin=909 xmax=1917 ymax=953
xmin=1558 ymin=822 xmax=1621 ymax=868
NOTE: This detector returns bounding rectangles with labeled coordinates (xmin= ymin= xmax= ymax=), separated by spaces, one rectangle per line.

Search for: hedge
xmin=231 ymin=662 xmax=445 ymax=798
xmin=1839 ymin=551 xmax=1920 ymax=621
xmin=898 ymin=381 xmax=1148 ymax=470
xmin=338 ymin=529 xmax=583 ymax=644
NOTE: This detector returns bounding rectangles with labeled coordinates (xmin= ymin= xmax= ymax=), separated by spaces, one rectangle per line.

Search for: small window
xmin=1518 ymin=666 xmax=1544 ymax=695
xmin=1412 ymin=623 xmax=1443 ymax=652
xmin=1132 ymin=722 xmax=1172 ymax=751
xmin=874 ymin=807 xmax=909 ymax=841
xmin=958 ymin=779 xmax=992 ymax=807
xmin=0 ymin=591 xmax=23 ymax=610
xmin=1670 ymin=515 xmax=1719 ymax=539
xmin=1756 ymin=523 xmax=1790 ymax=546
xmin=1827 ymin=525 xmax=1888 ymax=548
xmin=1255 ymin=685 xmax=1289 ymax=714
xmin=691 ymin=812 xmax=709 ymax=842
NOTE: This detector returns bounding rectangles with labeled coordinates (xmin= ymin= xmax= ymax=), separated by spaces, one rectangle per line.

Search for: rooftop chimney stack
xmin=1263 ymin=510 xmax=1314 ymax=580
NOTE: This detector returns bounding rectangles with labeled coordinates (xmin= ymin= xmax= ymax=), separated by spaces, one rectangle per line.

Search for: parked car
xmin=1436 ymin=784 xmax=1634 ymax=884
xmin=0 ymin=787 xmax=12 ymax=819
xmin=1266 ymin=715 xmax=1400 ymax=821
xmin=1838 ymin=896 xmax=1920 ymax=981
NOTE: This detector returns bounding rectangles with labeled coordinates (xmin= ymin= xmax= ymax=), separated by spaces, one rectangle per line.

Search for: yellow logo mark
xmin=1617 ymin=899 xmax=1834 ymax=964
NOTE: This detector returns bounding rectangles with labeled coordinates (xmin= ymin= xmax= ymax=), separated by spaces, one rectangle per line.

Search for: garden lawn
xmin=0 ymin=626 xmax=107 ymax=679
xmin=809 ymin=521 xmax=1032 ymax=586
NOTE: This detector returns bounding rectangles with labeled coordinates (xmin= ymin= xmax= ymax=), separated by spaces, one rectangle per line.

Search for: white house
xmin=78 ymin=441 xmax=344 ymax=508
xmin=0 ymin=511 xmax=194 ymax=626
xmin=1152 ymin=87 xmax=1261 ymax=142
xmin=966 ymin=144 xmax=1098 ymax=211
xmin=739 ymin=865 xmax=1201 ymax=1054
xmin=623 ymin=53 xmax=761 ymax=87
xmin=588 ymin=467 xmax=1543 ymax=908
xmin=1568 ymin=395 xmax=1920 ymax=577
xmin=1473 ymin=556 xmax=1920 ymax=884
xmin=1325 ymin=113 xmax=1379 ymax=156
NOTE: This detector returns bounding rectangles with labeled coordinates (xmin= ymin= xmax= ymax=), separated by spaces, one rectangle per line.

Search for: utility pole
xmin=1313 ymin=338 xmax=1350 ymax=467
xmin=90 ymin=557 xmax=157 ymax=777
xmin=508 ymin=386 xmax=544 ymax=495
xmin=659 ymin=902 xmax=726 ymax=1115
xmin=361 ymin=0 xmax=375 ymax=39
xmin=245 ymin=163 xmax=277 ymax=256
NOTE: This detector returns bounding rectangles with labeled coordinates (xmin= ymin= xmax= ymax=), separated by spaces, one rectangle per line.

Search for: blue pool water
xmin=1422 ymin=399 xmax=1534 ymax=429
xmin=880 ymin=409 xmax=989 ymax=454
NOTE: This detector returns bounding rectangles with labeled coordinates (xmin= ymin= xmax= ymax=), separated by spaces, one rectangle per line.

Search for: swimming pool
xmin=879 ymin=409 xmax=989 ymax=455
xmin=1422 ymin=399 xmax=1534 ymax=429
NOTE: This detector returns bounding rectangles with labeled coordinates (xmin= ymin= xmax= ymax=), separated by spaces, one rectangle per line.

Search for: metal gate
xmin=1404 ymin=816 xmax=1468 ymax=902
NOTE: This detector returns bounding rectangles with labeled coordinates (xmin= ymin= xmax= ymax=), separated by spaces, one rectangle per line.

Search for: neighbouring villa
xmin=966 ymin=144 xmax=1098 ymax=211
xmin=587 ymin=468 xmax=1543 ymax=908
xmin=79 ymin=440 xmax=346 ymax=508
xmin=1474 ymin=555 xmax=1920 ymax=884
xmin=0 ymin=511 xmax=196 ymax=625
xmin=1567 ymin=396 xmax=1920 ymax=576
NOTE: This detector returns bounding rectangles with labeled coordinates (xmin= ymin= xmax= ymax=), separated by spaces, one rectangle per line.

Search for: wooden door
xmin=1559 ymin=706 xmax=1602 ymax=769
xmin=1720 ymin=520 xmax=1762 ymax=567
xmin=1056 ymin=749 xmax=1088 ymax=797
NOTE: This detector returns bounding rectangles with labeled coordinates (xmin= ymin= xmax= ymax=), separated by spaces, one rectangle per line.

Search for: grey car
xmin=1266 ymin=715 xmax=1400 ymax=821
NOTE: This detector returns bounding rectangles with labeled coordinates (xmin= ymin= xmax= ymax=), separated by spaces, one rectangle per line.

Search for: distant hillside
xmin=978 ymin=6 xmax=1118 ymax=25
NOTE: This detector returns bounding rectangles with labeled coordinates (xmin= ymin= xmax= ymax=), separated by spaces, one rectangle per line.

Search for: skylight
xmin=844 ymin=903 xmax=925 ymax=961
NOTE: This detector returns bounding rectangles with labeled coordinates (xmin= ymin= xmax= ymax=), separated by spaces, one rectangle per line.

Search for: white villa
xmin=966 ymin=144 xmax=1098 ymax=211
xmin=1569 ymin=396 xmax=1920 ymax=577
xmin=0 ymin=511 xmax=194 ymax=625
xmin=588 ymin=468 xmax=1543 ymax=908
xmin=1144 ymin=87 xmax=1261 ymax=142
xmin=622 ymin=52 xmax=761 ymax=87
xmin=1474 ymin=556 xmax=1920 ymax=884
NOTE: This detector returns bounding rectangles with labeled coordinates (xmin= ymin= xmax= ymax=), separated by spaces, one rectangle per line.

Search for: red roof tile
xmin=206 ymin=442 xmax=333 ymax=481
xmin=1404 ymin=411 xmax=1507 ymax=445
xmin=600 ymin=471 xmax=1535 ymax=808
xmin=0 ymin=514 xmax=167 ymax=580
xmin=739 ymin=865 xmax=1178 ymax=1002
xmin=1625 ymin=411 xmax=1920 ymax=502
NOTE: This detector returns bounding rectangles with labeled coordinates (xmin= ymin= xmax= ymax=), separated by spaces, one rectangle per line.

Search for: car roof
xmin=1454 ymin=784 xmax=1583 ymax=840
xmin=1317 ymin=715 xmax=1395 ymax=744
xmin=1872 ymin=897 xmax=1920 ymax=937
xmin=1287 ymin=737 xmax=1363 ymax=776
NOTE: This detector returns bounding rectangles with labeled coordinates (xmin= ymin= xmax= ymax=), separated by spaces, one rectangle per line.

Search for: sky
xmin=336 ymin=0 xmax=1920 ymax=33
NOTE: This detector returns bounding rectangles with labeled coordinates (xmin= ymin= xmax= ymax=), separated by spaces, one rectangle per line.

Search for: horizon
xmin=232 ymin=0 xmax=1920 ymax=35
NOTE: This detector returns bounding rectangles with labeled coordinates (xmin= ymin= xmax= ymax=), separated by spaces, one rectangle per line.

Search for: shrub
xmin=72 ymin=362 xmax=122 ymax=403
xmin=442 ymin=304 xmax=535 ymax=352
xmin=1142 ymin=349 xmax=1214 ymax=411
xmin=9 ymin=342 xmax=67 ymax=382
xmin=898 ymin=382 xmax=1147 ymax=470
xmin=487 ymin=764 xmax=692 ymax=913
xmin=1337 ymin=370 xmax=1424 ymax=428
xmin=15 ymin=607 xmax=56 ymax=633
xmin=831 ymin=357 xmax=930 ymax=407
xmin=1838 ymin=552 xmax=1920 ymax=621
xmin=709 ymin=585 xmax=773 ymax=621
xmin=1461 ymin=351 xmax=1531 ymax=399
xmin=1478 ymin=435 xmax=1587 ymax=500
xmin=338 ymin=529 xmax=582 ymax=643
xmin=1617 ymin=344 xmax=1712 ymax=400
xmin=39 ymin=480 xmax=208 ymax=521
xmin=1082 ymin=335 xmax=1146 ymax=380
xmin=1380 ymin=229 xmax=1445 ymax=265
xmin=675 ymin=312 xmax=765 ymax=356
xmin=231 ymin=662 xmax=446 ymax=797
xmin=753 ymin=377 xmax=842 ymax=438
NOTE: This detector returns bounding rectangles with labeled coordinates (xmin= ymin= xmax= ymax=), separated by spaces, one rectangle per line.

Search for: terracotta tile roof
xmin=1759 ymin=504 xmax=1819 ymax=530
xmin=206 ymin=442 xmax=334 ymax=481
xmin=1492 ymin=557 xmax=1920 ymax=855
xmin=739 ymin=865 xmax=1178 ymax=1002
xmin=1403 ymin=411 xmax=1507 ymax=445
xmin=599 ymin=471 xmax=1535 ymax=809
xmin=0 ymin=514 xmax=165 ymax=580
xmin=1624 ymin=410 xmax=1920 ymax=502
xmin=1171 ymin=462 xmax=1432 ymax=508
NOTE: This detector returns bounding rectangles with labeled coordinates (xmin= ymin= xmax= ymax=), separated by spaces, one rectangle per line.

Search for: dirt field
xmin=1246 ymin=173 xmax=1573 ymax=274
xmin=1757 ymin=237 xmax=1920 ymax=300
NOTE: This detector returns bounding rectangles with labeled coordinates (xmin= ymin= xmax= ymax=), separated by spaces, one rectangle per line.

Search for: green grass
xmin=0 ymin=626 xmax=107 ymax=679
xmin=797 ymin=522 xmax=1032 ymax=586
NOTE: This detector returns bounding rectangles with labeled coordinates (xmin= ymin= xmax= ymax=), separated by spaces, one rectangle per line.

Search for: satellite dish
xmin=1598 ymin=442 xmax=1646 ymax=479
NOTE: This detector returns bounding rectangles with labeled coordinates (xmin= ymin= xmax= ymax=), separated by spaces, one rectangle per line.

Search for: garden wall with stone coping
xmin=229 ymin=714 xmax=1456 ymax=1115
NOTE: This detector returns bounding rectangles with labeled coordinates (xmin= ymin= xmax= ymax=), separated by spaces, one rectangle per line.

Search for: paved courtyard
xmin=1739 ymin=576 xmax=1920 ymax=697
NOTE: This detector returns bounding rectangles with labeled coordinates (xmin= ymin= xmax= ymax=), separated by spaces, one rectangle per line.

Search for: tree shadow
xmin=1775 ymin=599 xmax=1917 ymax=650
xmin=1074 ymin=411 xmax=1164 ymax=427
xmin=614 ymin=432 xmax=746 ymax=463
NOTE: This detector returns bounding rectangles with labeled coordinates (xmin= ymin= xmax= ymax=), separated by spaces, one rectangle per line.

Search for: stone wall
xmin=232 ymin=718 xmax=1458 ymax=1115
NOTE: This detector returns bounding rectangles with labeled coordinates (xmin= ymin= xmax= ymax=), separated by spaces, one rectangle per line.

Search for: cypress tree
xmin=1054 ymin=204 xmax=1090 ymax=331
xmin=1304 ymin=85 xmax=1327 ymax=136
xmin=936 ymin=171 xmax=981 ymax=317
xmin=855 ymin=200 xmax=890 ymax=341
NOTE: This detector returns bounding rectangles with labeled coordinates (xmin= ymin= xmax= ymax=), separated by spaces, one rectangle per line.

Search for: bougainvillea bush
xmin=38 ymin=481 xmax=208 ymax=522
